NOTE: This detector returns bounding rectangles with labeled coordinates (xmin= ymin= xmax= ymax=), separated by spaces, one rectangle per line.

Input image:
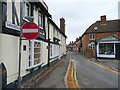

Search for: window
xmin=28 ymin=40 xmax=42 ymax=68
xmin=34 ymin=42 xmax=41 ymax=65
xmin=25 ymin=3 xmax=31 ymax=16
xmin=38 ymin=12 xmax=46 ymax=39
xmin=89 ymin=42 xmax=95 ymax=50
xmin=90 ymin=34 xmax=95 ymax=40
xmin=50 ymin=45 xmax=52 ymax=57
xmin=2 ymin=2 xmax=7 ymax=23
xmin=38 ymin=13 xmax=43 ymax=28
xmin=99 ymin=43 xmax=114 ymax=55
xmin=28 ymin=41 xmax=32 ymax=67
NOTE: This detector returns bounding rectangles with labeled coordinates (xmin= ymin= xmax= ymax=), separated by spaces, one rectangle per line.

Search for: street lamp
xmin=94 ymin=27 xmax=98 ymax=61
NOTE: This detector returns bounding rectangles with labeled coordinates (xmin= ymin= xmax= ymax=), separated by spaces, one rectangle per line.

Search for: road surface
xmin=70 ymin=52 xmax=119 ymax=88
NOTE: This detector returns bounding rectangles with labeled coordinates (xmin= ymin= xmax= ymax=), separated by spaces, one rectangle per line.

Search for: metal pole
xmin=47 ymin=20 xmax=50 ymax=67
xmin=17 ymin=33 xmax=22 ymax=88
xmin=95 ymin=32 xmax=97 ymax=61
xmin=48 ymin=39 xmax=50 ymax=67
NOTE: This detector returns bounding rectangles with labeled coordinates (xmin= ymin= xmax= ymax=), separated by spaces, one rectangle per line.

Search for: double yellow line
xmin=66 ymin=60 xmax=80 ymax=89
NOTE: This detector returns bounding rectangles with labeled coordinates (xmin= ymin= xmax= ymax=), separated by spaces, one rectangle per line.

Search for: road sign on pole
xmin=21 ymin=22 xmax=40 ymax=40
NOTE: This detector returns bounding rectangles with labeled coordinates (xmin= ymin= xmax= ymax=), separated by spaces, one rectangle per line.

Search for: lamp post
xmin=94 ymin=27 xmax=98 ymax=61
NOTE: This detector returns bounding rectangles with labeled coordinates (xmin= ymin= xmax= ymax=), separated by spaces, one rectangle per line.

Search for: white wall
xmin=34 ymin=6 xmax=38 ymax=25
xmin=0 ymin=34 xmax=49 ymax=84
xmin=1 ymin=1 xmax=67 ymax=85
xmin=49 ymin=21 xmax=67 ymax=59
xmin=0 ymin=34 xmax=19 ymax=84
xmin=7 ymin=1 xmax=12 ymax=23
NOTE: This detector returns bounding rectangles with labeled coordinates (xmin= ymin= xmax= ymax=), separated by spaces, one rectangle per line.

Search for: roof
xmin=32 ymin=1 xmax=51 ymax=17
xmin=97 ymin=34 xmax=120 ymax=42
xmin=48 ymin=18 xmax=67 ymax=38
xmin=85 ymin=20 xmax=120 ymax=34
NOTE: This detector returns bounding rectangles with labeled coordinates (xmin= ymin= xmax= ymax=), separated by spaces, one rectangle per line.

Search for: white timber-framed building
xmin=0 ymin=0 xmax=67 ymax=88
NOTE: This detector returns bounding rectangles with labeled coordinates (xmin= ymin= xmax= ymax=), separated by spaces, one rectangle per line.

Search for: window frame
xmin=99 ymin=43 xmax=115 ymax=55
xmin=89 ymin=42 xmax=95 ymax=50
xmin=2 ymin=2 xmax=7 ymax=24
xmin=25 ymin=2 xmax=31 ymax=17
xmin=38 ymin=12 xmax=43 ymax=29
xmin=89 ymin=34 xmax=95 ymax=40
xmin=28 ymin=40 xmax=43 ymax=69
xmin=50 ymin=44 xmax=52 ymax=57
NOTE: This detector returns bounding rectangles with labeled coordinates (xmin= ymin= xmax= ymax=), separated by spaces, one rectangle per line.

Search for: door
xmin=115 ymin=43 xmax=120 ymax=60
xmin=0 ymin=63 xmax=7 ymax=89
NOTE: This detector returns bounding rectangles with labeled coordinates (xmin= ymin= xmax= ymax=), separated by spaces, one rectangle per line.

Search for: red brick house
xmin=81 ymin=15 xmax=120 ymax=59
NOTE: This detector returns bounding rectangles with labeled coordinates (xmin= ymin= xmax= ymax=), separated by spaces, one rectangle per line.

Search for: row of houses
xmin=0 ymin=0 xmax=67 ymax=88
xmin=67 ymin=15 xmax=120 ymax=59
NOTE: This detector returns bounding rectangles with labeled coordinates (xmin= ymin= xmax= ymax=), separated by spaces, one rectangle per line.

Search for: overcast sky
xmin=44 ymin=0 xmax=119 ymax=44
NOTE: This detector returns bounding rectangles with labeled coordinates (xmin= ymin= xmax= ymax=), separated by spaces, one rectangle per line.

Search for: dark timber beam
xmin=0 ymin=1 xmax=2 ymax=33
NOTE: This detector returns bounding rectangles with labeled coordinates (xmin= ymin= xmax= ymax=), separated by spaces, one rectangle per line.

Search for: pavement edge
xmin=88 ymin=59 xmax=120 ymax=74
xmin=64 ymin=60 xmax=80 ymax=89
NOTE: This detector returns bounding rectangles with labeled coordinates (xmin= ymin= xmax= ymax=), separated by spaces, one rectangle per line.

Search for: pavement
xmin=21 ymin=53 xmax=71 ymax=88
xmin=89 ymin=58 xmax=120 ymax=72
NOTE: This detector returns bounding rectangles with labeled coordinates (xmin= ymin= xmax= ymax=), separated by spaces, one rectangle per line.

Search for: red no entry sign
xmin=21 ymin=22 xmax=40 ymax=40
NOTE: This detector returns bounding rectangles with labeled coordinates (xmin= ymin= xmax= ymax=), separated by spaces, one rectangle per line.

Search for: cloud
xmin=45 ymin=0 xmax=119 ymax=44
xmin=45 ymin=0 xmax=119 ymax=3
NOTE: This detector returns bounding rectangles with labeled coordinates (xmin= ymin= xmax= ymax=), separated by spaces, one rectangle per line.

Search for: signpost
xmin=21 ymin=22 xmax=40 ymax=40
xmin=18 ymin=21 xmax=39 ymax=88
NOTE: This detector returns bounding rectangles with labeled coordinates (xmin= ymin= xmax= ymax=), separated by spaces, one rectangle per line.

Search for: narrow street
xmin=33 ymin=54 xmax=70 ymax=88
xmin=31 ymin=51 xmax=119 ymax=89
xmin=69 ymin=52 xmax=119 ymax=88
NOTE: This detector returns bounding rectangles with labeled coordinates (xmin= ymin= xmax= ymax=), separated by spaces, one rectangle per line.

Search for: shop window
xmin=89 ymin=34 xmax=95 ymax=40
xmin=99 ymin=43 xmax=114 ymax=55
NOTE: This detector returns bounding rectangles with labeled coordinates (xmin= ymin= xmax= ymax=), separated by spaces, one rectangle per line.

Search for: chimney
xmin=100 ymin=15 xmax=107 ymax=25
xmin=60 ymin=17 xmax=65 ymax=34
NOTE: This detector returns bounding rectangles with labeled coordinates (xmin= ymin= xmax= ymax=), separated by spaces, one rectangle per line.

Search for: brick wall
xmin=81 ymin=32 xmax=120 ymax=58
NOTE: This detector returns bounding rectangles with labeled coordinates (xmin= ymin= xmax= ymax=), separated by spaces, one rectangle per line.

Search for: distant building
xmin=81 ymin=15 xmax=120 ymax=59
xmin=67 ymin=37 xmax=82 ymax=53
xmin=67 ymin=41 xmax=74 ymax=51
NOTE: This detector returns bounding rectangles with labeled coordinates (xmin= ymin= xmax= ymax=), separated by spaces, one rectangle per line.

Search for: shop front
xmin=97 ymin=35 xmax=120 ymax=59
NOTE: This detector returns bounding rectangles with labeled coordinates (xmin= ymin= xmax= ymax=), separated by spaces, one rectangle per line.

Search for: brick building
xmin=81 ymin=15 xmax=120 ymax=59
xmin=67 ymin=37 xmax=82 ymax=53
xmin=67 ymin=41 xmax=74 ymax=51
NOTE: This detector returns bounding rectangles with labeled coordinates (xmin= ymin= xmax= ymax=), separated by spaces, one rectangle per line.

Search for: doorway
xmin=115 ymin=43 xmax=120 ymax=60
